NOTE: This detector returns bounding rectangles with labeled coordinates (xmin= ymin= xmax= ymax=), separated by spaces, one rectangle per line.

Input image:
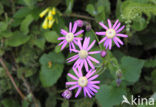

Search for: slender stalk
xmin=0 ymin=58 xmax=25 ymax=100
xmin=63 ymin=13 xmax=95 ymax=20
xmin=21 ymin=75 xmax=39 ymax=107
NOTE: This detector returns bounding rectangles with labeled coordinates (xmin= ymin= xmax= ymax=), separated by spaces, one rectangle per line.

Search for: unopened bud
xmin=116 ymin=78 xmax=122 ymax=87
xmin=100 ymin=50 xmax=107 ymax=57
xmin=75 ymin=19 xmax=84 ymax=27
xmin=62 ymin=89 xmax=72 ymax=99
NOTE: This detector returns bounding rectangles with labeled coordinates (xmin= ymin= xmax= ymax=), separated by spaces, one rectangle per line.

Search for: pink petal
xmin=87 ymin=40 xmax=96 ymax=51
xmin=86 ymin=58 xmax=95 ymax=70
xmin=96 ymin=32 xmax=106 ymax=35
xmin=92 ymin=84 xmax=100 ymax=89
xmin=112 ymin=19 xmax=119 ymax=29
xmin=107 ymin=19 xmax=112 ymax=28
xmin=114 ymin=37 xmax=123 ymax=45
xmin=84 ymin=87 xmax=92 ymax=98
xmin=84 ymin=59 xmax=89 ymax=72
xmin=67 ymin=55 xmax=79 ymax=63
xmin=75 ymin=87 xmax=82 ymax=98
xmin=66 ymin=82 xmax=77 ymax=85
xmin=99 ymin=37 xmax=107 ymax=44
xmin=116 ymin=33 xmax=128 ymax=38
xmin=58 ymin=40 xmax=65 ymax=46
xmin=88 ymin=51 xmax=101 ymax=54
xmin=69 ymin=22 xmax=72 ymax=32
xmin=83 ymin=88 xmax=86 ymax=97
xmin=74 ymin=30 xmax=84 ymax=36
xmin=88 ymin=75 xmax=99 ymax=81
xmin=69 ymin=85 xmax=79 ymax=90
xmin=73 ymin=68 xmax=80 ymax=77
xmin=61 ymin=42 xmax=67 ymax=50
xmin=70 ymin=49 xmax=79 ymax=53
xmin=88 ymin=86 xmax=98 ymax=93
xmin=87 ymin=87 xmax=94 ymax=96
xmin=67 ymin=73 xmax=78 ymax=80
xmin=77 ymin=40 xmax=83 ymax=50
xmin=83 ymin=37 xmax=90 ymax=49
xmin=86 ymin=70 xmax=96 ymax=79
xmin=99 ymin=22 xmax=108 ymax=30
xmin=113 ymin=38 xmax=120 ymax=48
xmin=88 ymin=56 xmax=99 ymax=63
xmin=116 ymin=25 xmax=125 ymax=33
xmin=89 ymin=81 xmax=100 ymax=84
xmin=72 ymin=22 xmax=78 ymax=33
xmin=67 ymin=54 xmax=79 ymax=61
xmin=58 ymin=37 xmax=65 ymax=40
xmin=114 ymin=23 xmax=121 ymax=31
xmin=108 ymin=39 xmax=112 ymax=50
xmin=61 ymin=29 xmax=68 ymax=35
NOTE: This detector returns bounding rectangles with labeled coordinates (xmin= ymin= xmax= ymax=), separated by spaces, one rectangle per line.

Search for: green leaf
xmin=65 ymin=0 xmax=74 ymax=14
xmin=74 ymin=98 xmax=94 ymax=107
xmin=1 ymin=98 xmax=20 ymax=107
xmin=132 ymin=16 xmax=147 ymax=31
xmin=43 ymin=31 xmax=59 ymax=43
xmin=14 ymin=7 xmax=31 ymax=19
xmin=0 ymin=21 xmax=8 ymax=32
xmin=86 ymin=4 xmax=96 ymax=16
xmin=121 ymin=56 xmax=145 ymax=83
xmin=39 ymin=52 xmax=65 ymax=87
xmin=46 ymin=93 xmax=57 ymax=107
xmin=96 ymin=85 xmax=126 ymax=107
xmin=23 ymin=0 xmax=36 ymax=9
xmin=6 ymin=32 xmax=30 ymax=47
xmin=144 ymin=58 xmax=156 ymax=68
xmin=20 ymin=14 xmax=34 ymax=35
xmin=61 ymin=101 xmax=69 ymax=107
xmin=0 ymin=3 xmax=4 ymax=15
xmin=34 ymin=37 xmax=45 ymax=50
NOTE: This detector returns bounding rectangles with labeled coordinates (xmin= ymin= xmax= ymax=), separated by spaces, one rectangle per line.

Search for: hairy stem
xmin=0 ymin=58 xmax=25 ymax=100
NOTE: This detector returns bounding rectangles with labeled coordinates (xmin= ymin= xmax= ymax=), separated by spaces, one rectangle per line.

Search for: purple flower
xmin=67 ymin=37 xmax=100 ymax=71
xmin=58 ymin=22 xmax=84 ymax=52
xmin=62 ymin=89 xmax=72 ymax=99
xmin=75 ymin=20 xmax=84 ymax=27
xmin=100 ymin=50 xmax=107 ymax=57
xmin=66 ymin=68 xmax=100 ymax=98
xmin=96 ymin=19 xmax=128 ymax=50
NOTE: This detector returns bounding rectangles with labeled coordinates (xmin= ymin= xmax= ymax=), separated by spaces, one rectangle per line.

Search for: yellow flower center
xmin=78 ymin=77 xmax=88 ymax=87
xmin=65 ymin=33 xmax=74 ymax=42
xmin=106 ymin=29 xmax=116 ymax=38
xmin=79 ymin=50 xmax=88 ymax=59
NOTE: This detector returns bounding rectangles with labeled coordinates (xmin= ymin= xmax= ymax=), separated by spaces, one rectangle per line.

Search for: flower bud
xmin=116 ymin=70 xmax=122 ymax=78
xmin=86 ymin=24 xmax=91 ymax=31
xmin=75 ymin=19 xmax=84 ymax=27
xmin=116 ymin=78 xmax=122 ymax=87
xmin=62 ymin=89 xmax=72 ymax=99
xmin=100 ymin=50 xmax=107 ymax=57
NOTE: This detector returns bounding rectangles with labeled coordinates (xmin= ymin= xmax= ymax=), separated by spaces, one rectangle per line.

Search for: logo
xmin=122 ymin=95 xmax=155 ymax=105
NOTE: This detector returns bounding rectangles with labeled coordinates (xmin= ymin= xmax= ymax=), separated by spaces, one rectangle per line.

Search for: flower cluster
xmin=39 ymin=7 xmax=56 ymax=29
xmin=58 ymin=19 xmax=128 ymax=99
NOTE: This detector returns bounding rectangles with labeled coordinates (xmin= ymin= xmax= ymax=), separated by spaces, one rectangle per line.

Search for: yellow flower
xmin=48 ymin=19 xmax=55 ymax=28
xmin=39 ymin=8 xmax=49 ymax=18
xmin=42 ymin=17 xmax=48 ymax=29
xmin=48 ymin=11 xmax=53 ymax=20
xmin=51 ymin=8 xmax=56 ymax=15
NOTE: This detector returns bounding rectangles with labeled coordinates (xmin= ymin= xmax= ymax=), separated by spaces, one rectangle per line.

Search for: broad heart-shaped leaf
xmin=96 ymin=85 xmax=126 ymax=107
xmin=20 ymin=14 xmax=34 ymax=35
xmin=39 ymin=52 xmax=65 ymax=87
xmin=43 ymin=31 xmax=59 ymax=43
xmin=5 ymin=32 xmax=30 ymax=47
xmin=121 ymin=56 xmax=145 ymax=83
